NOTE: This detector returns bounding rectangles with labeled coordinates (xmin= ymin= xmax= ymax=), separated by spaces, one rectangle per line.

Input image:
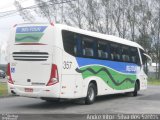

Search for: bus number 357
xmin=63 ymin=61 xmax=72 ymax=69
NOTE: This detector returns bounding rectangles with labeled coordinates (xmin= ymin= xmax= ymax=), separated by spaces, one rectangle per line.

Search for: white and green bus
xmin=7 ymin=23 xmax=149 ymax=104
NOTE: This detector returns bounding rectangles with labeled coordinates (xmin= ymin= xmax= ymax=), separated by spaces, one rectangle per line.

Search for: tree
xmin=14 ymin=0 xmax=35 ymax=22
xmin=65 ymin=0 xmax=85 ymax=28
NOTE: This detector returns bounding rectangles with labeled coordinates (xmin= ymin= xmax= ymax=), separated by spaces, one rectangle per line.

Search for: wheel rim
xmin=88 ymin=87 xmax=95 ymax=101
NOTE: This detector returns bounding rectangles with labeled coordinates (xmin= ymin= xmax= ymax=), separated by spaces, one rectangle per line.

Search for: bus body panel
xmin=136 ymin=48 xmax=148 ymax=90
xmin=10 ymin=46 xmax=53 ymax=86
xmin=8 ymin=24 xmax=62 ymax=98
xmin=60 ymin=52 xmax=85 ymax=98
xmin=8 ymin=82 xmax=60 ymax=98
xmin=61 ymin=50 xmax=141 ymax=98
xmin=136 ymin=67 xmax=147 ymax=90
xmin=8 ymin=46 xmax=62 ymax=98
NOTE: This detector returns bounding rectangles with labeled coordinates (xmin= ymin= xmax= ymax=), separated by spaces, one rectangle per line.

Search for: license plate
xmin=25 ymin=88 xmax=33 ymax=92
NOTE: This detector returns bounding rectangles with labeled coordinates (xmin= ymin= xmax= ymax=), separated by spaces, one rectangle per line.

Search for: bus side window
xmin=82 ymin=37 xmax=95 ymax=58
xmin=140 ymin=49 xmax=148 ymax=73
xmin=62 ymin=30 xmax=76 ymax=56
xmin=98 ymin=41 xmax=108 ymax=59
xmin=110 ymin=43 xmax=121 ymax=61
xmin=110 ymin=44 xmax=114 ymax=60
xmin=122 ymin=46 xmax=130 ymax=62
xmin=74 ymin=46 xmax=77 ymax=55
xmin=130 ymin=47 xmax=137 ymax=63
xmin=129 ymin=47 xmax=141 ymax=65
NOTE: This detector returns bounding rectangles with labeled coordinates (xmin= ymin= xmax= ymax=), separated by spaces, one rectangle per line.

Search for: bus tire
xmin=85 ymin=83 xmax=96 ymax=105
xmin=132 ymin=81 xmax=138 ymax=96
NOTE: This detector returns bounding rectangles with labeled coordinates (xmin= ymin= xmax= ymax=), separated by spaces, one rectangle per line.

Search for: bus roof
xmin=55 ymin=24 xmax=144 ymax=50
xmin=15 ymin=23 xmax=144 ymax=50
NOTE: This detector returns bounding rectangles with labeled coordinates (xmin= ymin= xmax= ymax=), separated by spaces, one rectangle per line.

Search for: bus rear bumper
xmin=8 ymin=83 xmax=60 ymax=98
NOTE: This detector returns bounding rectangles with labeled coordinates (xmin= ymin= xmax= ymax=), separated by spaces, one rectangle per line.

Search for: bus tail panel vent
xmin=12 ymin=52 xmax=49 ymax=61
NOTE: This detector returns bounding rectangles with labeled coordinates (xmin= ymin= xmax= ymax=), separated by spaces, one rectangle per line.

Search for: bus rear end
xmin=7 ymin=24 xmax=61 ymax=98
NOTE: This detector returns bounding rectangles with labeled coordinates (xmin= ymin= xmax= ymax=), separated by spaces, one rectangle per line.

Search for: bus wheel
xmin=85 ymin=83 xmax=96 ymax=104
xmin=132 ymin=81 xmax=138 ymax=96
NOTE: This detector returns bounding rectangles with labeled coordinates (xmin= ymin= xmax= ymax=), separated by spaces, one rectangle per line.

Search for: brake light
xmin=50 ymin=22 xmax=54 ymax=26
xmin=7 ymin=63 xmax=14 ymax=84
xmin=46 ymin=64 xmax=59 ymax=86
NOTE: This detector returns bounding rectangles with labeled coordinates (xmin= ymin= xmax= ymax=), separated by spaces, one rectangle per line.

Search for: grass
xmin=0 ymin=82 xmax=8 ymax=96
xmin=148 ymin=78 xmax=160 ymax=85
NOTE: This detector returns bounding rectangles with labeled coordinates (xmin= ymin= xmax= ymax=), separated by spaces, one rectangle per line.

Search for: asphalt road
xmin=0 ymin=85 xmax=160 ymax=114
xmin=0 ymin=79 xmax=160 ymax=119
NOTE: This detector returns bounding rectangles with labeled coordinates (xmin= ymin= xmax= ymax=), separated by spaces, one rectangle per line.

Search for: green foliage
xmin=0 ymin=83 xmax=8 ymax=96
xmin=148 ymin=78 xmax=160 ymax=85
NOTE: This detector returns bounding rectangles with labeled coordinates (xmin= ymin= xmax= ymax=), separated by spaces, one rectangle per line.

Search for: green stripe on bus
xmin=15 ymin=33 xmax=44 ymax=42
xmin=77 ymin=65 xmax=136 ymax=90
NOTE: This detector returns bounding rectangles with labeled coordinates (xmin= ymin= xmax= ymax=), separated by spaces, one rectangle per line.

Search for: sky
xmin=0 ymin=0 xmax=47 ymax=64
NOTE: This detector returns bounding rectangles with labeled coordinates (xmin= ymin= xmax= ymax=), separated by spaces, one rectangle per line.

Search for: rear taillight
xmin=7 ymin=63 xmax=14 ymax=84
xmin=50 ymin=22 xmax=54 ymax=26
xmin=46 ymin=64 xmax=59 ymax=86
